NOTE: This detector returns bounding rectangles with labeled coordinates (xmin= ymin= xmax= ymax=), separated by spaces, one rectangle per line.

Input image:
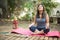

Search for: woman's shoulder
xmin=33 ymin=14 xmax=36 ymax=18
xmin=46 ymin=13 xmax=49 ymax=17
xmin=44 ymin=11 xmax=49 ymax=16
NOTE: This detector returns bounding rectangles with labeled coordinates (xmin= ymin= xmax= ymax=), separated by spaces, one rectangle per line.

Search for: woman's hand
xmin=29 ymin=23 xmax=34 ymax=27
xmin=46 ymin=23 xmax=49 ymax=29
xmin=46 ymin=13 xmax=49 ymax=29
xmin=29 ymin=15 xmax=36 ymax=27
xmin=46 ymin=26 xmax=49 ymax=29
xmin=33 ymin=29 xmax=44 ymax=34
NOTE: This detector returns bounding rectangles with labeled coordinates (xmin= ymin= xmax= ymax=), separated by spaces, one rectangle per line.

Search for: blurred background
xmin=0 ymin=0 xmax=60 ymax=34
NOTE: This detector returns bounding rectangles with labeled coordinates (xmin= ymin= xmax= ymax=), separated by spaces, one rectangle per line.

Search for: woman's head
xmin=38 ymin=4 xmax=44 ymax=13
xmin=36 ymin=4 xmax=46 ymax=18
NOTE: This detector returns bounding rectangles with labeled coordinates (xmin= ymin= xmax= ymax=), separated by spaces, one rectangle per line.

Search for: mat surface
xmin=11 ymin=28 xmax=60 ymax=37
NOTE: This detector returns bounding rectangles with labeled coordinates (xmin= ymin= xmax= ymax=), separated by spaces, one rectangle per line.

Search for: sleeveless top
xmin=36 ymin=17 xmax=46 ymax=28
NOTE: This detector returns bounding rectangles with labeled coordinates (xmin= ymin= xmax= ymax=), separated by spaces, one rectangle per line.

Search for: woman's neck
xmin=39 ymin=11 xmax=43 ymax=15
xmin=39 ymin=14 xmax=42 ymax=19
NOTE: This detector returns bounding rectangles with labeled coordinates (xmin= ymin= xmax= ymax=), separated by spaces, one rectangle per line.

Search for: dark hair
xmin=36 ymin=4 xmax=46 ymax=18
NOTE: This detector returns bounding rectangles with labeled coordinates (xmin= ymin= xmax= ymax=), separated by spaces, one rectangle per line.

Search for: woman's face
xmin=38 ymin=5 xmax=44 ymax=14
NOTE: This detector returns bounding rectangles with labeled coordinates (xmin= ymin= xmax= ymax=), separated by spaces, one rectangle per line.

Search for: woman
xmin=29 ymin=4 xmax=50 ymax=34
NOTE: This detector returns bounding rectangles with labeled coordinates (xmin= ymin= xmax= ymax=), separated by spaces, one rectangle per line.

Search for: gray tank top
xmin=36 ymin=18 xmax=46 ymax=27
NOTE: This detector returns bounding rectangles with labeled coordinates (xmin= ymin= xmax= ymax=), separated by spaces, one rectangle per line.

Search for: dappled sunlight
xmin=0 ymin=0 xmax=60 ymax=40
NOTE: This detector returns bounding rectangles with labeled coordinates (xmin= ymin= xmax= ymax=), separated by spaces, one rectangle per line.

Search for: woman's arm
xmin=29 ymin=16 xmax=36 ymax=27
xmin=33 ymin=16 xmax=36 ymax=25
xmin=46 ymin=14 xmax=49 ymax=29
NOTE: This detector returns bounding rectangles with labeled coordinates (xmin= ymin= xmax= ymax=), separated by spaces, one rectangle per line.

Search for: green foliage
xmin=21 ymin=14 xmax=31 ymax=21
xmin=8 ymin=0 xmax=58 ymax=20
xmin=8 ymin=0 xmax=32 ymax=13
xmin=41 ymin=0 xmax=58 ymax=15
xmin=8 ymin=0 xmax=15 ymax=13
xmin=19 ymin=1 xmax=34 ymax=21
xmin=10 ymin=14 xmax=14 ymax=20
xmin=24 ymin=1 xmax=33 ymax=10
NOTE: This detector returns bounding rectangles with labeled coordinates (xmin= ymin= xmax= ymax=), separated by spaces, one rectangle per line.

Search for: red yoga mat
xmin=11 ymin=28 xmax=33 ymax=35
xmin=11 ymin=27 xmax=60 ymax=37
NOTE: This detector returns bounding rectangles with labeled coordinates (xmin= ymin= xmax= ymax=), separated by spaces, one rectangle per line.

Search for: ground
xmin=0 ymin=20 xmax=60 ymax=40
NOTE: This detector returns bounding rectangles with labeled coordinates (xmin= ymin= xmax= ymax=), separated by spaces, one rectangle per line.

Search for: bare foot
xmin=32 ymin=30 xmax=44 ymax=34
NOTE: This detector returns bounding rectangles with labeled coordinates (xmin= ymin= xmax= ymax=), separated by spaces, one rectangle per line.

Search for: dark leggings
xmin=29 ymin=25 xmax=50 ymax=34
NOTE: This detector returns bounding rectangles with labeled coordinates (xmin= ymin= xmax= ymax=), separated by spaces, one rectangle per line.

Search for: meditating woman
xmin=29 ymin=4 xmax=50 ymax=34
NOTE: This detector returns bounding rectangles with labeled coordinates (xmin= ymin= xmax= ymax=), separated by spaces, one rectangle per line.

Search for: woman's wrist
xmin=46 ymin=26 xmax=49 ymax=29
xmin=29 ymin=23 xmax=34 ymax=27
xmin=46 ymin=23 xmax=49 ymax=29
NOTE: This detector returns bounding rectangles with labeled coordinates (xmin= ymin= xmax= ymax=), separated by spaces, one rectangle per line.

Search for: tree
xmin=0 ymin=0 xmax=8 ymax=18
xmin=39 ymin=0 xmax=58 ymax=15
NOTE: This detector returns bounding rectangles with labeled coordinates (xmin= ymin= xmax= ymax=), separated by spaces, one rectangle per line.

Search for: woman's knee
xmin=44 ymin=29 xmax=50 ymax=34
xmin=29 ymin=25 xmax=36 ymax=32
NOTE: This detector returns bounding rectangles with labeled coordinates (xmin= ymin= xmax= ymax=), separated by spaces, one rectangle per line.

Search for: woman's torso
xmin=36 ymin=17 xmax=46 ymax=28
